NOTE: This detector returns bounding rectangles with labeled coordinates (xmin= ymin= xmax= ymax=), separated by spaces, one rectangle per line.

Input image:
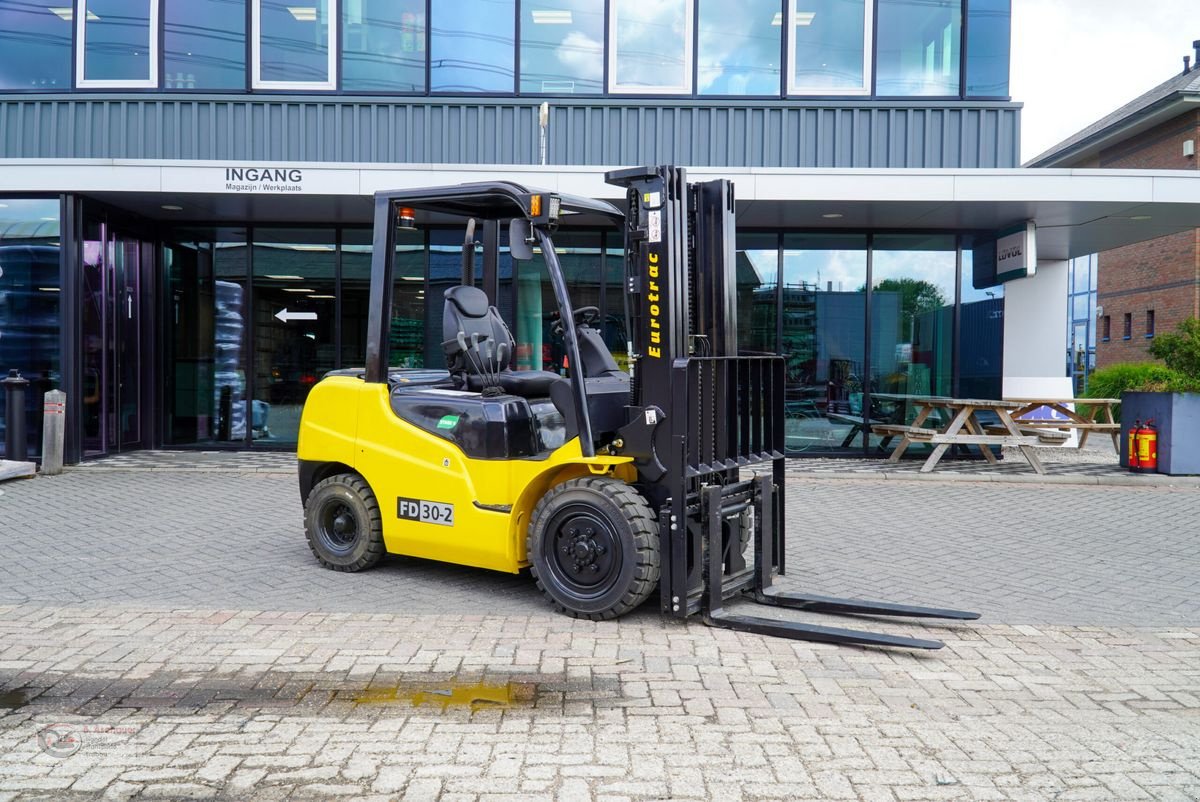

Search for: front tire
xmin=304 ymin=473 xmax=385 ymax=572
xmin=527 ymin=477 xmax=660 ymax=620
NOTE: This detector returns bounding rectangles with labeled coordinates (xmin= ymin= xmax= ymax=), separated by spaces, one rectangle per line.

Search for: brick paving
xmin=0 ymin=460 xmax=1198 ymax=800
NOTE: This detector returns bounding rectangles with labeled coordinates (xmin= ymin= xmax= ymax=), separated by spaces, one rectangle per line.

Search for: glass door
xmin=81 ymin=218 xmax=145 ymax=457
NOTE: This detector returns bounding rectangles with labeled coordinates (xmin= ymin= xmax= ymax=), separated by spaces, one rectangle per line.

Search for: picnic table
xmin=870 ymin=395 xmax=1069 ymax=474
xmin=1004 ymin=397 xmax=1121 ymax=450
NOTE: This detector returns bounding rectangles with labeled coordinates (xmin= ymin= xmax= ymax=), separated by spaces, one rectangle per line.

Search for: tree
xmin=871 ymin=278 xmax=948 ymax=323
xmin=1148 ymin=317 xmax=1200 ymax=379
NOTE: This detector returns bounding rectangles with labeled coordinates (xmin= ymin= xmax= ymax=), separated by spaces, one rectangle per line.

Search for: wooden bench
xmin=1005 ymin=398 xmax=1121 ymax=451
xmin=983 ymin=425 xmax=1071 ymax=444
xmin=880 ymin=396 xmax=1058 ymax=474
xmin=870 ymin=424 xmax=938 ymax=441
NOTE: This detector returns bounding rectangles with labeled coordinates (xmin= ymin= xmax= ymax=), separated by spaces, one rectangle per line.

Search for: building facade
xmin=1029 ymin=53 xmax=1200 ymax=373
xmin=5 ymin=1 xmax=1187 ymax=472
xmin=0 ymin=0 xmax=1029 ymax=463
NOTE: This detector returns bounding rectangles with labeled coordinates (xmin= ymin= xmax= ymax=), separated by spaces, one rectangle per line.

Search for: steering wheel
xmin=550 ymin=306 xmax=601 ymax=336
xmin=573 ymin=306 xmax=601 ymax=328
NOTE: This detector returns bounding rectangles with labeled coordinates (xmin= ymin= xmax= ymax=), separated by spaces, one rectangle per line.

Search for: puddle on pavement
xmin=353 ymin=680 xmax=538 ymax=710
xmin=0 ymin=688 xmax=31 ymax=709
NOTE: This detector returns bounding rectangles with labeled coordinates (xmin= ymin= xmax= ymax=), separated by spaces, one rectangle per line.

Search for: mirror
xmin=509 ymin=218 xmax=534 ymax=261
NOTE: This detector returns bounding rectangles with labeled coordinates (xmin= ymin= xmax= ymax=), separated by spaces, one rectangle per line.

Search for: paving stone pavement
xmin=0 ymin=464 xmax=1198 ymax=800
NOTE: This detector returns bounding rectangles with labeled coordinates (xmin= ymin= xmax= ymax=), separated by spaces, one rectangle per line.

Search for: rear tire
xmin=527 ymin=477 xmax=660 ymax=620
xmin=304 ymin=473 xmax=385 ymax=572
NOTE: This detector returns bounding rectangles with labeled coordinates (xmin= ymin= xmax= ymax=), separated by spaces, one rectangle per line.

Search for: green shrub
xmin=1084 ymin=363 xmax=1200 ymax=421
xmin=1148 ymin=317 xmax=1200 ymax=379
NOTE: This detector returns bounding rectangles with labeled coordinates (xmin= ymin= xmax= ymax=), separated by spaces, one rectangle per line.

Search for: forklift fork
xmin=699 ymin=478 xmax=978 ymax=651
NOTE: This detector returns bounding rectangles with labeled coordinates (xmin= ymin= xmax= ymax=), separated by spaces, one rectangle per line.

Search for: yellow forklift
xmin=297 ymin=168 xmax=978 ymax=648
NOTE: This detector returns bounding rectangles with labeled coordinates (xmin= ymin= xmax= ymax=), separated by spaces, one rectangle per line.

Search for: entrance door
xmin=81 ymin=220 xmax=145 ymax=456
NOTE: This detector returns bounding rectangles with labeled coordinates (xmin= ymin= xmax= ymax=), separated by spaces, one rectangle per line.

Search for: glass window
xmin=514 ymin=232 xmax=602 ymax=373
xmin=519 ymin=0 xmax=603 ymax=94
xmin=698 ymin=0 xmax=781 ymax=96
xmin=0 ymin=2 xmax=72 ymax=90
xmin=163 ymin=228 xmax=250 ymax=445
xmin=78 ymin=0 xmax=158 ymax=87
xmin=254 ymin=0 xmax=336 ymax=89
xmin=966 ymin=0 xmax=1010 ymax=97
xmin=1146 ymin=310 xmax=1155 ymax=338
xmin=736 ymin=234 xmax=779 ymax=352
xmin=1072 ymin=293 xmax=1090 ymax=322
xmin=876 ymin=0 xmax=961 ymax=97
xmin=252 ymin=229 xmax=337 ymax=445
xmin=1123 ymin=313 xmax=1132 ymax=340
xmin=781 ymin=234 xmax=867 ymax=453
xmin=604 ymin=244 xmax=628 ymax=370
xmin=1071 ymin=255 xmax=1092 ymax=293
xmin=342 ymin=226 xmax=426 ymax=369
xmin=430 ymin=0 xmax=515 ymax=93
xmin=609 ymin=0 xmax=693 ymax=93
xmin=789 ymin=0 xmax=870 ymax=94
xmin=959 ymin=246 xmax=1003 ymax=399
xmin=0 ymin=200 xmax=60 ymax=458
xmin=872 ymin=235 xmax=956 ymax=421
xmin=343 ymin=0 xmax=425 ymax=92
xmin=165 ymin=0 xmax=246 ymax=90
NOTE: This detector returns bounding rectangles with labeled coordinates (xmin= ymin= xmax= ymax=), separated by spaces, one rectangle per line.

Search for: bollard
xmin=2 ymin=369 xmax=29 ymax=462
xmin=41 ymin=389 xmax=66 ymax=475
xmin=218 ymin=385 xmax=233 ymax=441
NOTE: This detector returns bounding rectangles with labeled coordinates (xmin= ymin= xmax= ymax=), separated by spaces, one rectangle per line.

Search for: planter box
xmin=1120 ymin=392 xmax=1200 ymax=475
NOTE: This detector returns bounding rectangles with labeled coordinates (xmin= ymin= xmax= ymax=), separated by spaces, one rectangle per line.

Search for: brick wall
xmin=1087 ymin=109 xmax=1200 ymax=369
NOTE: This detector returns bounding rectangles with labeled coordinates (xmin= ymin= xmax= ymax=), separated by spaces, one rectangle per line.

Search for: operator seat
xmin=441 ymin=285 xmax=560 ymax=397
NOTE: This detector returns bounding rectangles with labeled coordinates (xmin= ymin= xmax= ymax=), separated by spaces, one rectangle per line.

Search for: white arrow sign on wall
xmin=275 ymin=308 xmax=318 ymax=323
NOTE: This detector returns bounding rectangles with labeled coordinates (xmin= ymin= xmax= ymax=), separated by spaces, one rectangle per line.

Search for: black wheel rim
xmin=542 ymin=503 xmax=622 ymax=601
xmin=315 ymin=497 xmax=359 ymax=556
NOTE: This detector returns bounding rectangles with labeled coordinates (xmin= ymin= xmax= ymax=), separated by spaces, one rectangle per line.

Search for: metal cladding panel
xmin=0 ymin=96 xmax=1020 ymax=168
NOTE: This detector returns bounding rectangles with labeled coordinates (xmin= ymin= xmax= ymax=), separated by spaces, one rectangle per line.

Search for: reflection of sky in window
xmin=792 ymin=0 xmax=866 ymax=91
xmin=613 ymin=0 xmax=687 ymax=89
xmin=164 ymin=0 xmax=245 ymax=89
xmin=960 ymin=249 xmax=1004 ymax=303
xmin=872 ymin=244 xmax=956 ymax=307
xmin=783 ymin=249 xmax=867 ymax=292
xmin=875 ymin=0 xmax=960 ymax=96
xmin=520 ymin=0 xmax=603 ymax=93
xmin=966 ymin=0 xmax=1009 ymax=96
xmin=0 ymin=2 xmax=72 ymax=89
xmin=343 ymin=0 xmax=425 ymax=92
xmin=260 ymin=0 xmax=330 ymax=82
xmin=698 ymin=0 xmax=780 ymax=95
xmin=85 ymin=0 xmax=152 ymax=81
xmin=741 ymin=249 xmax=778 ymax=287
xmin=431 ymin=0 xmax=515 ymax=92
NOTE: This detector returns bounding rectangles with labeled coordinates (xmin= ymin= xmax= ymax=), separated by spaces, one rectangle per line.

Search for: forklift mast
xmin=606 ymin=166 xmax=978 ymax=649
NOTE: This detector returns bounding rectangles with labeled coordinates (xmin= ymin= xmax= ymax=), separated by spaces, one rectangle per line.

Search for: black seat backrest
xmin=442 ymin=285 xmax=514 ymax=376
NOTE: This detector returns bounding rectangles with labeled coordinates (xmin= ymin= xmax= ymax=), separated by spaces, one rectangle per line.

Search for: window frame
xmin=1146 ymin=309 xmax=1155 ymax=339
xmin=607 ymin=0 xmax=695 ymax=95
xmin=252 ymin=0 xmax=338 ymax=91
xmin=1101 ymin=315 xmax=1110 ymax=343
xmin=75 ymin=0 xmax=160 ymax=89
xmin=786 ymin=0 xmax=873 ymax=97
xmin=1122 ymin=312 xmax=1132 ymax=341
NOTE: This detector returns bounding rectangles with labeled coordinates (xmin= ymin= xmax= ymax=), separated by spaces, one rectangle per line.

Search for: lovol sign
xmin=971 ymin=221 xmax=1037 ymax=289
xmin=224 ymin=166 xmax=303 ymax=192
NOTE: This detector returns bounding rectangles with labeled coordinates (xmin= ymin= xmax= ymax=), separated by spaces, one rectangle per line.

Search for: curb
xmin=787 ymin=469 xmax=1200 ymax=488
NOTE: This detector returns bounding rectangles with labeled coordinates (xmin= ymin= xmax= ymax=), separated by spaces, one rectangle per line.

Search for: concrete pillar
xmin=1002 ymin=259 xmax=1076 ymax=436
